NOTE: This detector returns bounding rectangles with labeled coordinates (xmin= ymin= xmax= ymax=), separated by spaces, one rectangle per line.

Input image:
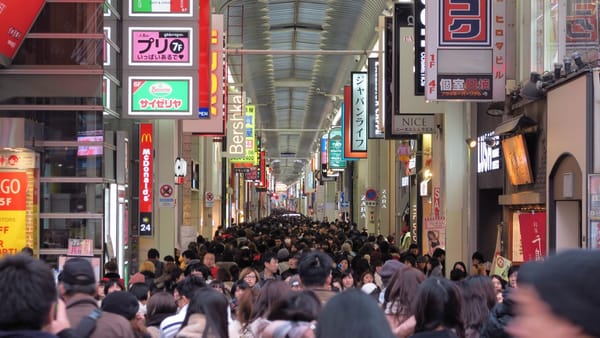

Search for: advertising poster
xmin=424 ymin=215 xmax=446 ymax=255
xmin=129 ymin=0 xmax=191 ymax=16
xmin=129 ymin=28 xmax=192 ymax=66
xmin=518 ymin=212 xmax=547 ymax=262
xmin=0 ymin=0 xmax=46 ymax=67
xmin=0 ymin=171 xmax=28 ymax=256
xmin=129 ymin=77 xmax=192 ymax=116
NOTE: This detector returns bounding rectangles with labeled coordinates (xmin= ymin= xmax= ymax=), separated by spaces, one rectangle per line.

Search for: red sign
xmin=0 ymin=171 xmax=27 ymax=210
xmin=139 ymin=123 xmax=153 ymax=213
xmin=441 ymin=0 xmax=490 ymax=46
xmin=519 ymin=212 xmax=547 ymax=262
xmin=0 ymin=0 xmax=46 ymax=67
xmin=433 ymin=187 xmax=440 ymax=217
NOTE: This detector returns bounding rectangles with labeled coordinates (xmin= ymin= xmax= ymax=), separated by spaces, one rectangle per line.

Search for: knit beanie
xmin=518 ymin=249 xmax=600 ymax=337
xmin=101 ymin=291 xmax=139 ymax=320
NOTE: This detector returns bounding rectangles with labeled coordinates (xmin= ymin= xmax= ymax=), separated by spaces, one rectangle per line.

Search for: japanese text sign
xmin=129 ymin=77 xmax=192 ymax=116
xmin=0 ymin=0 xmax=46 ymax=67
xmin=129 ymin=28 xmax=192 ymax=66
xmin=351 ymin=72 xmax=368 ymax=152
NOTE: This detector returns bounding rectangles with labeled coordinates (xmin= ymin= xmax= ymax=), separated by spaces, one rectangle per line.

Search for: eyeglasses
xmin=244 ymin=274 xmax=257 ymax=280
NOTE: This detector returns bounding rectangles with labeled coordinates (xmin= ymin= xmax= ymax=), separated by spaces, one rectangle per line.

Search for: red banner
xmin=0 ymin=171 xmax=27 ymax=210
xmin=518 ymin=212 xmax=546 ymax=262
xmin=0 ymin=0 xmax=46 ymax=67
xmin=139 ymin=123 xmax=153 ymax=213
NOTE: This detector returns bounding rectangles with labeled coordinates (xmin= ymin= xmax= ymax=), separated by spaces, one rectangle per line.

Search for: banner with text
xmin=230 ymin=105 xmax=257 ymax=164
xmin=0 ymin=171 xmax=28 ymax=256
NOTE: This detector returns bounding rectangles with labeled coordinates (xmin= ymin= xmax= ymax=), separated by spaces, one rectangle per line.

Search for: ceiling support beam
xmin=224 ymin=49 xmax=377 ymax=55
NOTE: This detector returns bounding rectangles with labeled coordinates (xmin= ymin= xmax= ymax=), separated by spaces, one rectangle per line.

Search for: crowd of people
xmin=1 ymin=211 xmax=599 ymax=338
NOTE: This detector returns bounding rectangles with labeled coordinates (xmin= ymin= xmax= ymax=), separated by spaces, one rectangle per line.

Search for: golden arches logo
xmin=140 ymin=133 xmax=152 ymax=143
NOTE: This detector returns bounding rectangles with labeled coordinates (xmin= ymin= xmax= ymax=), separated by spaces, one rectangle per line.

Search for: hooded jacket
xmin=479 ymin=289 xmax=515 ymax=338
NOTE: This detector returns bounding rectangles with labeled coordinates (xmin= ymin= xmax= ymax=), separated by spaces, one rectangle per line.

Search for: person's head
xmin=174 ymin=274 xmax=206 ymax=308
xmin=383 ymin=266 xmax=426 ymax=317
xmin=181 ymin=287 xmax=229 ymax=337
xmin=408 ymin=243 xmax=419 ymax=256
xmin=432 ymin=248 xmax=445 ymax=262
xmin=104 ymin=278 xmax=125 ymax=295
xmin=298 ymin=251 xmax=333 ymax=288
xmin=412 ymin=277 xmax=464 ymax=337
xmin=288 ymin=253 xmax=301 ymax=269
xmin=508 ymin=265 xmax=519 ymax=288
xmin=266 ymin=290 xmax=321 ymax=322
xmin=316 ymin=289 xmax=395 ymax=338
xmin=336 ymin=256 xmax=349 ymax=272
xmin=232 ymin=280 xmax=251 ymax=300
xmin=360 ymin=271 xmax=374 ymax=285
xmin=58 ymin=257 xmax=97 ymax=297
xmin=507 ymin=250 xmax=600 ymax=338
xmin=146 ymin=291 xmax=177 ymax=319
xmin=460 ymin=275 xmax=497 ymax=331
xmin=250 ymin=280 xmax=290 ymax=321
xmin=453 ymin=261 xmax=467 ymax=273
xmin=184 ymin=260 xmax=211 ymax=279
xmin=181 ymin=249 xmax=197 ymax=263
xmin=101 ymin=291 xmax=139 ymax=321
xmin=140 ymin=260 xmax=156 ymax=275
xmin=341 ymin=270 xmax=355 ymax=289
xmin=450 ymin=268 xmax=467 ymax=281
xmin=147 ymin=248 xmax=160 ymax=260
xmin=104 ymin=260 xmax=118 ymax=273
xmin=20 ymin=247 xmax=34 ymax=256
xmin=261 ymin=251 xmax=279 ymax=275
xmin=202 ymin=252 xmax=216 ymax=268
xmin=239 ymin=267 xmax=260 ymax=288
xmin=129 ymin=282 xmax=151 ymax=303
xmin=491 ymin=274 xmax=507 ymax=293
xmin=209 ymin=279 xmax=227 ymax=295
xmin=472 ymin=251 xmax=485 ymax=265
xmin=0 ymin=254 xmax=57 ymax=331
xmin=427 ymin=256 xmax=440 ymax=271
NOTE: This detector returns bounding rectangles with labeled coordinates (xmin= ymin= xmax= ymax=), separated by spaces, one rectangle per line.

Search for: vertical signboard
xmin=0 ymin=171 xmax=27 ymax=256
xmin=231 ymin=105 xmax=256 ymax=164
xmin=197 ymin=0 xmax=211 ymax=115
xmin=328 ymin=127 xmax=346 ymax=170
xmin=351 ymin=72 xmax=368 ymax=153
xmin=368 ymin=58 xmax=384 ymax=139
xmin=425 ymin=0 xmax=505 ymax=101
xmin=225 ymin=92 xmax=246 ymax=158
xmin=414 ymin=0 xmax=426 ymax=95
xmin=129 ymin=0 xmax=191 ymax=16
xmin=139 ymin=123 xmax=153 ymax=236
xmin=343 ymin=86 xmax=367 ymax=159
xmin=518 ymin=212 xmax=547 ymax=262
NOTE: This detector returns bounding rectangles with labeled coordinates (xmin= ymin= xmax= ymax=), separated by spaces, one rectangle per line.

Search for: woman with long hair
xmin=242 ymin=280 xmax=290 ymax=337
xmin=382 ymin=266 xmax=426 ymax=336
xmin=176 ymin=287 xmax=229 ymax=338
xmin=411 ymin=277 xmax=465 ymax=338
xmin=238 ymin=267 xmax=260 ymax=289
xmin=460 ymin=276 xmax=496 ymax=338
xmin=145 ymin=291 xmax=178 ymax=338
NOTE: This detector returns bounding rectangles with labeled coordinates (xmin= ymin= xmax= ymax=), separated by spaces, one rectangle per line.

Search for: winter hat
xmin=379 ymin=259 xmax=404 ymax=279
xmin=518 ymin=250 xmax=600 ymax=337
xmin=277 ymin=248 xmax=290 ymax=261
xmin=128 ymin=272 xmax=145 ymax=285
xmin=101 ymin=291 xmax=139 ymax=320
xmin=59 ymin=258 xmax=96 ymax=285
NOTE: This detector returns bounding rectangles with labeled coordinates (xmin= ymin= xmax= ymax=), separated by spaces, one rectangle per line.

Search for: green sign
xmin=329 ymin=127 xmax=346 ymax=169
xmin=231 ymin=105 xmax=257 ymax=164
xmin=129 ymin=77 xmax=192 ymax=116
xmin=130 ymin=0 xmax=191 ymax=16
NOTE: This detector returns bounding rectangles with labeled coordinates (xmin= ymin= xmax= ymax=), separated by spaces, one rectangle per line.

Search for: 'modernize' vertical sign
xmin=139 ymin=123 xmax=153 ymax=236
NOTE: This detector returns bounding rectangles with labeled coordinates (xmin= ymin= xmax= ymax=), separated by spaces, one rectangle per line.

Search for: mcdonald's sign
xmin=139 ymin=123 xmax=153 ymax=236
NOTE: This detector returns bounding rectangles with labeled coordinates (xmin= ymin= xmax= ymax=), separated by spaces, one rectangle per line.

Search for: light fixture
xmin=486 ymin=101 xmax=505 ymax=117
xmin=572 ymin=51 xmax=586 ymax=70
xmin=465 ymin=138 xmax=477 ymax=148
xmin=520 ymin=72 xmax=543 ymax=100
xmin=553 ymin=62 xmax=563 ymax=80
xmin=563 ymin=57 xmax=572 ymax=75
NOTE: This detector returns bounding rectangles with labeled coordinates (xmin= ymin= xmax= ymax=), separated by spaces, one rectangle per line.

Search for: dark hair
xmin=383 ymin=266 xmax=426 ymax=319
xmin=164 ymin=255 xmax=175 ymax=263
xmin=460 ymin=276 xmax=496 ymax=333
xmin=250 ymin=280 xmax=290 ymax=321
xmin=181 ymin=287 xmax=229 ymax=338
xmin=453 ymin=261 xmax=467 ymax=273
xmin=507 ymin=265 xmax=519 ymax=277
xmin=472 ymin=251 xmax=485 ymax=263
xmin=148 ymin=248 xmax=160 ymax=259
xmin=316 ymin=289 xmax=395 ymax=338
xmin=103 ymin=278 xmax=125 ymax=295
xmin=490 ymin=274 xmax=507 ymax=290
xmin=261 ymin=251 xmax=277 ymax=266
xmin=412 ymin=277 xmax=464 ymax=337
xmin=181 ymin=250 xmax=197 ymax=260
xmin=432 ymin=248 xmax=445 ymax=259
xmin=184 ymin=261 xmax=211 ymax=279
xmin=129 ymin=282 xmax=150 ymax=302
xmin=0 ymin=254 xmax=57 ymax=330
xmin=104 ymin=260 xmax=118 ymax=272
xmin=450 ymin=269 xmax=467 ymax=281
xmin=298 ymin=251 xmax=333 ymax=288
xmin=266 ymin=290 xmax=321 ymax=322
xmin=428 ymin=256 xmax=440 ymax=268
xmin=176 ymin=275 xmax=206 ymax=299
xmin=146 ymin=291 xmax=177 ymax=319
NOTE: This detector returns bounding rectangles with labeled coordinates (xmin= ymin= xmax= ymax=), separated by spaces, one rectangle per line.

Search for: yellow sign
xmin=0 ymin=210 xmax=27 ymax=256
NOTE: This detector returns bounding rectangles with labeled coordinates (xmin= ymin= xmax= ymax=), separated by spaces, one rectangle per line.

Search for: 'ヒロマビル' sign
xmin=139 ymin=123 xmax=153 ymax=236
xmin=129 ymin=77 xmax=193 ymax=116
xmin=129 ymin=0 xmax=191 ymax=17
xmin=0 ymin=171 xmax=28 ymax=256
xmin=0 ymin=0 xmax=46 ymax=67
xmin=129 ymin=27 xmax=192 ymax=66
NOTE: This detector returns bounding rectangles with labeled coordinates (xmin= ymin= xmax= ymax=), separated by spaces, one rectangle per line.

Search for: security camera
xmin=354 ymin=55 xmax=360 ymax=63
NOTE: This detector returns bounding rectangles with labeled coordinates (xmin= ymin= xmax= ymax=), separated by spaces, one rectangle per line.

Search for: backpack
xmin=73 ymin=308 xmax=102 ymax=338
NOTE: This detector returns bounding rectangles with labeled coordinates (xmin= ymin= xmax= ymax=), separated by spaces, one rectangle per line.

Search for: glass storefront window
xmin=0 ymin=111 xmax=103 ymax=141
xmin=13 ymin=38 xmax=103 ymax=66
xmin=42 ymin=147 xmax=104 ymax=177
xmin=40 ymin=183 xmax=104 ymax=213
xmin=31 ymin=3 xmax=103 ymax=34
xmin=40 ymin=218 xmax=102 ymax=250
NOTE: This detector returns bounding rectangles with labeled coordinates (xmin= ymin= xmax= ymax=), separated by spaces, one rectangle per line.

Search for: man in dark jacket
xmin=0 ymin=254 xmax=73 ymax=338
xmin=58 ymin=258 xmax=135 ymax=338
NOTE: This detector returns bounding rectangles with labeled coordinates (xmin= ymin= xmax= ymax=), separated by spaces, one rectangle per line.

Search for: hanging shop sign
xmin=367 ymin=57 xmax=384 ymax=139
xmin=139 ymin=123 xmax=153 ymax=236
xmin=328 ymin=127 xmax=346 ymax=170
xmin=343 ymin=88 xmax=367 ymax=159
xmin=425 ymin=0 xmax=505 ymax=101
xmin=129 ymin=0 xmax=191 ymax=17
xmin=224 ymin=92 xmax=246 ymax=158
xmin=128 ymin=77 xmax=193 ymax=116
xmin=230 ymin=105 xmax=257 ymax=164
xmin=197 ymin=0 xmax=211 ymax=115
xmin=0 ymin=0 xmax=46 ymax=67
xmin=351 ymin=72 xmax=368 ymax=152
xmin=129 ymin=27 xmax=193 ymax=66
xmin=392 ymin=114 xmax=436 ymax=135
xmin=414 ymin=0 xmax=426 ymax=96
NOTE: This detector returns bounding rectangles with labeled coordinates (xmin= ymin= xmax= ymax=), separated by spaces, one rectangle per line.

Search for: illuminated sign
xmin=367 ymin=58 xmax=384 ymax=139
xmin=225 ymin=92 xmax=246 ymax=158
xmin=414 ymin=0 xmax=426 ymax=95
xmin=343 ymin=86 xmax=367 ymax=159
xmin=129 ymin=27 xmax=193 ymax=66
xmin=0 ymin=0 xmax=46 ymax=67
xmin=0 ymin=171 xmax=27 ymax=256
xmin=328 ymin=127 xmax=346 ymax=170
xmin=477 ymin=132 xmax=500 ymax=173
xmin=231 ymin=105 xmax=256 ymax=164
xmin=197 ymin=0 xmax=210 ymax=114
xmin=139 ymin=123 xmax=153 ymax=236
xmin=129 ymin=77 xmax=192 ymax=116
xmin=129 ymin=0 xmax=191 ymax=17
xmin=351 ymin=72 xmax=368 ymax=152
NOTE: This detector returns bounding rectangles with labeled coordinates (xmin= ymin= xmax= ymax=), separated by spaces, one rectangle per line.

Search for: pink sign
xmin=130 ymin=28 xmax=192 ymax=65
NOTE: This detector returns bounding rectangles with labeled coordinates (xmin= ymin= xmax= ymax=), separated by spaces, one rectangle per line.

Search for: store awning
xmin=494 ymin=114 xmax=537 ymax=136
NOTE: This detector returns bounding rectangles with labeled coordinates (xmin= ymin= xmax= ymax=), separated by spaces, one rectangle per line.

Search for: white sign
xmin=205 ymin=191 xmax=214 ymax=208
xmin=159 ymin=183 xmax=175 ymax=207
xmin=392 ymin=114 xmax=437 ymax=134
xmin=351 ymin=72 xmax=368 ymax=152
